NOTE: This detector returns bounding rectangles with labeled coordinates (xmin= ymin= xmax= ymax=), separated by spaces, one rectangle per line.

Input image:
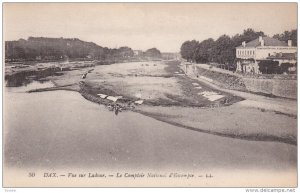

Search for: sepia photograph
xmin=2 ymin=2 xmax=298 ymax=188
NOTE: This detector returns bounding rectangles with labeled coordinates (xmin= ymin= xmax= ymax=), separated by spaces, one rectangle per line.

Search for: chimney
xmin=259 ymin=36 xmax=263 ymax=42
xmin=288 ymin=40 xmax=292 ymax=47
xmin=242 ymin=41 xmax=246 ymax=47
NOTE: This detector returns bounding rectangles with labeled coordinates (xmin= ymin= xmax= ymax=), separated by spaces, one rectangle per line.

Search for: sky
xmin=3 ymin=3 xmax=297 ymax=52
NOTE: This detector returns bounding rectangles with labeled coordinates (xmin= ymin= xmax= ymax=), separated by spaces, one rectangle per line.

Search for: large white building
xmin=236 ymin=36 xmax=297 ymax=74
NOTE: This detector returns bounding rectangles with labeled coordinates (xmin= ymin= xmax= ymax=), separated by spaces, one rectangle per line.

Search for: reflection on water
xmin=5 ymin=73 xmax=33 ymax=87
xmin=5 ymin=67 xmax=60 ymax=92
xmin=5 ymin=88 xmax=179 ymax=170
xmin=4 ymin=82 xmax=296 ymax=172
xmin=5 ymin=80 xmax=54 ymax=93
xmin=5 ymin=67 xmax=61 ymax=87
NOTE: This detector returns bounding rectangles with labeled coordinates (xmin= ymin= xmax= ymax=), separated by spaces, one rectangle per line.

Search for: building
xmin=236 ymin=36 xmax=297 ymax=74
xmin=161 ymin=52 xmax=181 ymax=60
xmin=133 ymin=50 xmax=143 ymax=56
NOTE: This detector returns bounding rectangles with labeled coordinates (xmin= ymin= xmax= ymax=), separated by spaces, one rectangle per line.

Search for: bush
xmin=280 ymin=63 xmax=294 ymax=74
xmin=258 ymin=60 xmax=280 ymax=74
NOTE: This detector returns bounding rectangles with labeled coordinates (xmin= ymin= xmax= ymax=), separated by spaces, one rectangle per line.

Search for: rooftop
xmin=237 ymin=36 xmax=289 ymax=48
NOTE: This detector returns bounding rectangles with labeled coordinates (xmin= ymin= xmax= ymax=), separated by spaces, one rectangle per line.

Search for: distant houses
xmin=133 ymin=50 xmax=143 ymax=56
xmin=236 ymin=36 xmax=297 ymax=74
xmin=133 ymin=49 xmax=179 ymax=60
xmin=133 ymin=50 xmax=179 ymax=60
xmin=161 ymin=52 xmax=181 ymax=60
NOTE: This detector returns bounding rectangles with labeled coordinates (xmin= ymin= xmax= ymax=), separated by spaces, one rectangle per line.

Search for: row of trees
xmin=5 ymin=37 xmax=111 ymax=61
xmin=180 ymin=29 xmax=297 ymax=70
xmin=5 ymin=37 xmax=162 ymax=62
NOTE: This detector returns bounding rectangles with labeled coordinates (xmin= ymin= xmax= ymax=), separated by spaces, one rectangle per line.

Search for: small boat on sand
xmin=134 ymin=100 xmax=144 ymax=105
xmin=97 ymin=94 xmax=108 ymax=99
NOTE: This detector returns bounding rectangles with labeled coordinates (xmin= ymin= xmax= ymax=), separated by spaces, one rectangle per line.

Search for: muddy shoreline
xmin=28 ymin=83 xmax=296 ymax=146
xmin=11 ymin=60 xmax=297 ymax=146
xmin=80 ymin=85 xmax=297 ymax=145
xmin=135 ymin=110 xmax=297 ymax=145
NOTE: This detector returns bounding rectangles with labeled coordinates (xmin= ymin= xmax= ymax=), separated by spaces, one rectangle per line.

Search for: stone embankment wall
xmin=242 ymin=77 xmax=297 ymax=99
xmin=195 ymin=65 xmax=297 ymax=99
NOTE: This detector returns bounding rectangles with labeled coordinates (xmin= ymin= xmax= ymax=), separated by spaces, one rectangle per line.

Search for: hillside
xmin=5 ymin=37 xmax=134 ymax=62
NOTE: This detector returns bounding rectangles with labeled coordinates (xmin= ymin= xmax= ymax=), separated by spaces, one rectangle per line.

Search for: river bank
xmin=5 ymin=87 xmax=296 ymax=187
xmin=76 ymin=82 xmax=297 ymax=145
xmin=21 ymin=60 xmax=297 ymax=145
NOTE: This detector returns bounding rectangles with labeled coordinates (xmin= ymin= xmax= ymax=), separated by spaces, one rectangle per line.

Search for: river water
xmin=4 ymin=81 xmax=296 ymax=172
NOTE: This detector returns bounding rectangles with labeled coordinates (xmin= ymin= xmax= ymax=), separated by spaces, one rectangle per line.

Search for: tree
xmin=258 ymin=60 xmax=280 ymax=74
xmin=211 ymin=35 xmax=235 ymax=67
xmin=5 ymin=37 xmax=135 ymax=62
xmin=144 ymin=48 xmax=161 ymax=58
xmin=273 ymin=29 xmax=297 ymax=46
xmin=241 ymin=28 xmax=264 ymax=43
xmin=194 ymin=38 xmax=215 ymax=63
xmin=232 ymin=28 xmax=265 ymax=47
xmin=118 ymin=46 xmax=134 ymax=58
xmin=180 ymin=40 xmax=199 ymax=62
xmin=280 ymin=63 xmax=294 ymax=74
